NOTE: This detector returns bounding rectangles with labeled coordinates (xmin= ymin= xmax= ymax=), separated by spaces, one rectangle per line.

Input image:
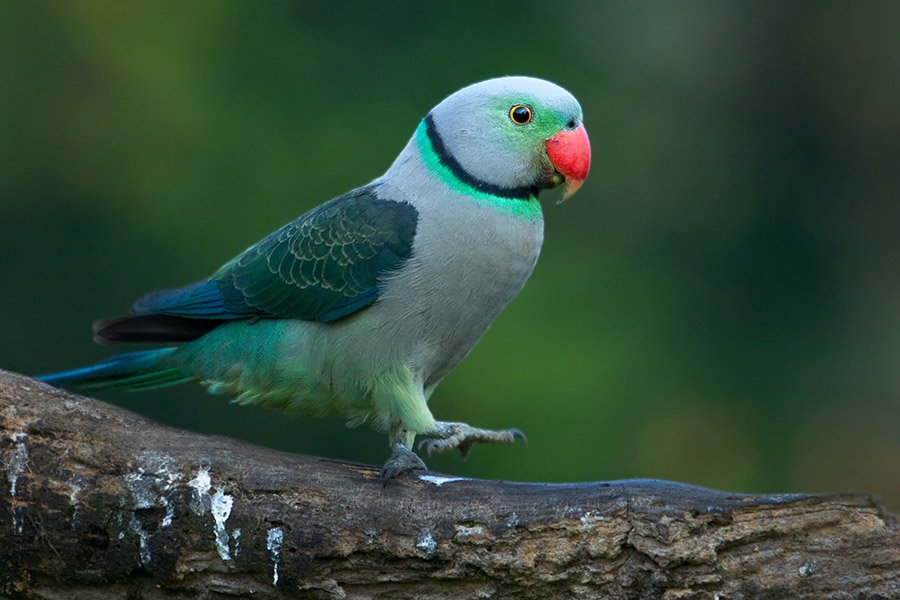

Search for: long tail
xmin=36 ymin=348 xmax=195 ymax=392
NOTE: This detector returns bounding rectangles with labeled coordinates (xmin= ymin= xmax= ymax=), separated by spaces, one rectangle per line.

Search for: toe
xmin=379 ymin=445 xmax=427 ymax=484
xmin=379 ymin=463 xmax=400 ymax=482
xmin=417 ymin=438 xmax=442 ymax=456
xmin=509 ymin=428 xmax=528 ymax=444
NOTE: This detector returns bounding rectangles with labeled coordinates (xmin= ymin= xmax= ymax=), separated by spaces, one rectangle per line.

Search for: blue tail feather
xmin=37 ymin=348 xmax=193 ymax=391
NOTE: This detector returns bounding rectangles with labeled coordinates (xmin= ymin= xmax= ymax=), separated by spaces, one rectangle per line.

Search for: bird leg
xmin=417 ymin=421 xmax=527 ymax=457
xmin=379 ymin=425 xmax=427 ymax=482
xmin=378 ymin=422 xmax=527 ymax=481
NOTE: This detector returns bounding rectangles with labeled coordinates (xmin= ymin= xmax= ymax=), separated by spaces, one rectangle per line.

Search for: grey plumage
xmin=38 ymin=76 xmax=590 ymax=478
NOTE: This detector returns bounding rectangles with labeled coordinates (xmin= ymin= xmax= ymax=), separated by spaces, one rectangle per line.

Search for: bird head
xmin=423 ymin=76 xmax=590 ymax=202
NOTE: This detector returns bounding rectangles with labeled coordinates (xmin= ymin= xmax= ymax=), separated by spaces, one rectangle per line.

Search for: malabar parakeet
xmin=38 ymin=76 xmax=591 ymax=479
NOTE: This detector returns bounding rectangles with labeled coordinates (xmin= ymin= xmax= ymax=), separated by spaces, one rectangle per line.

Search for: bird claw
xmin=378 ymin=443 xmax=427 ymax=485
xmin=417 ymin=423 xmax=527 ymax=457
xmin=508 ymin=428 xmax=528 ymax=443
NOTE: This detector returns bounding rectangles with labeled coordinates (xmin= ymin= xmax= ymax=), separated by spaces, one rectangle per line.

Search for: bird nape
xmin=38 ymin=76 xmax=591 ymax=480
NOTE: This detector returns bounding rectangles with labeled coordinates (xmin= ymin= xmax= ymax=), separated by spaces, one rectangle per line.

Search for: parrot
xmin=37 ymin=76 xmax=591 ymax=479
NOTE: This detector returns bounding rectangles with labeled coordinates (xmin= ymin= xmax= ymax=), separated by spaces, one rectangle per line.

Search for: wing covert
xmin=131 ymin=185 xmax=418 ymax=324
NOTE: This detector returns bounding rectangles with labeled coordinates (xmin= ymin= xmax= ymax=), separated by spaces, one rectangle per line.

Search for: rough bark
xmin=0 ymin=369 xmax=897 ymax=599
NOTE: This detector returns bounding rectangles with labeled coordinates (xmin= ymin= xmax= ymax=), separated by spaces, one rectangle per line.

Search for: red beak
xmin=545 ymin=124 xmax=591 ymax=201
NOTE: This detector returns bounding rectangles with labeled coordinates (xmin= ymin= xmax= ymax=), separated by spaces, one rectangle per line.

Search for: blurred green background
xmin=1 ymin=2 xmax=898 ymax=509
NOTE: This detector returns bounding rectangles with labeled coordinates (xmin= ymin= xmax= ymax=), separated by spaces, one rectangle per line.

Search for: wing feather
xmin=101 ymin=185 xmax=418 ymax=343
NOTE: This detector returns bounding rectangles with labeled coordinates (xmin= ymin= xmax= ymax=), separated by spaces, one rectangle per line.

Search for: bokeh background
xmin=1 ymin=2 xmax=898 ymax=509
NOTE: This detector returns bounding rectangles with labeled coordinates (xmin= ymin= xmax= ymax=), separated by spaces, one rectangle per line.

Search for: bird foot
xmin=417 ymin=421 xmax=527 ymax=457
xmin=378 ymin=442 xmax=427 ymax=483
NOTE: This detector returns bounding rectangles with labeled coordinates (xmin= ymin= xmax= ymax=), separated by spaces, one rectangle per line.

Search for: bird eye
xmin=508 ymin=104 xmax=533 ymax=125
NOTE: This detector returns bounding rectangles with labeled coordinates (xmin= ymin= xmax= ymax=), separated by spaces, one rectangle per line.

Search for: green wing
xmin=131 ymin=185 xmax=419 ymax=323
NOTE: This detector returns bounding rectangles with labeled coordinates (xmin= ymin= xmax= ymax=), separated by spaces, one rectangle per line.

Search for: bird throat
xmin=421 ymin=114 xmax=540 ymax=201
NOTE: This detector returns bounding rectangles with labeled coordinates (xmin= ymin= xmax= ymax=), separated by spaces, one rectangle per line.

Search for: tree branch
xmin=1 ymin=369 xmax=898 ymax=599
